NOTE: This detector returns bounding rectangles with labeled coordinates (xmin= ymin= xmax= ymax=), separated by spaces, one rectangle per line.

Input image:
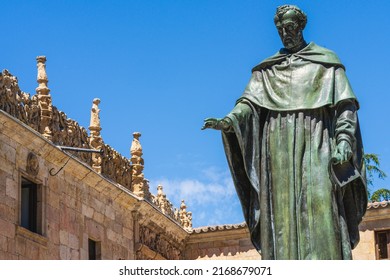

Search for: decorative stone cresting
xmin=150 ymin=185 xmax=192 ymax=231
xmin=101 ymin=143 xmax=132 ymax=189
xmin=0 ymin=64 xmax=92 ymax=165
xmin=142 ymin=179 xmax=152 ymax=202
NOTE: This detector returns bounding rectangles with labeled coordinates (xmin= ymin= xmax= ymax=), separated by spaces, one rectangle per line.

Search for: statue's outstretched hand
xmin=202 ymin=118 xmax=219 ymax=130
xmin=201 ymin=118 xmax=231 ymax=131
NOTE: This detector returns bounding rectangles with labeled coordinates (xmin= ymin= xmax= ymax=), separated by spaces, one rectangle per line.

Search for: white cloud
xmin=148 ymin=166 xmax=245 ymax=227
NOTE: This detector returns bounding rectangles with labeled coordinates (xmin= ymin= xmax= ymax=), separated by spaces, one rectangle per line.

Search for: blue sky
xmin=2 ymin=0 xmax=389 ymax=228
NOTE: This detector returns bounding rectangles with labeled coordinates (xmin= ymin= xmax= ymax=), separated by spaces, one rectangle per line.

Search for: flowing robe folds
xmin=222 ymin=42 xmax=367 ymax=260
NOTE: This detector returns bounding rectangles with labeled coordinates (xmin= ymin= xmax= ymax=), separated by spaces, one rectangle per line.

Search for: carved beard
xmin=283 ymin=30 xmax=303 ymax=51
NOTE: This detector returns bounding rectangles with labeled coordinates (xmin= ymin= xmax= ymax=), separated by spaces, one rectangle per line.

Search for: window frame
xmin=88 ymin=238 xmax=101 ymax=260
xmin=18 ymin=173 xmax=45 ymax=236
xmin=375 ymin=229 xmax=390 ymax=260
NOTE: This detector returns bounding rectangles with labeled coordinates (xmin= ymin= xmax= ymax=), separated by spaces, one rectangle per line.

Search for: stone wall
xmin=352 ymin=201 xmax=390 ymax=260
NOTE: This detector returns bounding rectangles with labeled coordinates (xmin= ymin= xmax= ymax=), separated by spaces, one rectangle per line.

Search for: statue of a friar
xmin=202 ymin=5 xmax=367 ymax=260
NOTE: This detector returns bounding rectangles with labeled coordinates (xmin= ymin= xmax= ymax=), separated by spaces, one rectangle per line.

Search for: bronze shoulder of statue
xmin=201 ymin=117 xmax=232 ymax=131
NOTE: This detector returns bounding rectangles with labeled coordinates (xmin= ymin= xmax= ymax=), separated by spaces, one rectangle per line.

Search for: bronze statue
xmin=202 ymin=5 xmax=367 ymax=260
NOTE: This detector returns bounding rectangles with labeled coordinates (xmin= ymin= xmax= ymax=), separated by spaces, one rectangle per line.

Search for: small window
xmin=375 ymin=230 xmax=390 ymax=260
xmin=21 ymin=177 xmax=42 ymax=234
xmin=88 ymin=238 xmax=101 ymax=260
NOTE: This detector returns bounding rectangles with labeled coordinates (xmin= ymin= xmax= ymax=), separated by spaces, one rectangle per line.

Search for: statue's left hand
xmin=336 ymin=140 xmax=352 ymax=164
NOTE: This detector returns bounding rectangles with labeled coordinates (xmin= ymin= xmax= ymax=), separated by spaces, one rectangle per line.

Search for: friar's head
xmin=274 ymin=5 xmax=307 ymax=52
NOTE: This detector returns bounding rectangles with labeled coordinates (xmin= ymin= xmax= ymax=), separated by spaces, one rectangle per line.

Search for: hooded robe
xmin=222 ymin=42 xmax=367 ymax=260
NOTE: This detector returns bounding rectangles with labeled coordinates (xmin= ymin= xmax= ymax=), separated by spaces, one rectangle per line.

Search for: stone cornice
xmin=362 ymin=201 xmax=390 ymax=222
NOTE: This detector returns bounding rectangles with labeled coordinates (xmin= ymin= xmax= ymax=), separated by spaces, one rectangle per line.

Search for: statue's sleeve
xmin=225 ymin=101 xmax=253 ymax=131
xmin=334 ymin=99 xmax=367 ymax=249
xmin=222 ymin=99 xmax=262 ymax=252
xmin=334 ymin=100 xmax=357 ymax=148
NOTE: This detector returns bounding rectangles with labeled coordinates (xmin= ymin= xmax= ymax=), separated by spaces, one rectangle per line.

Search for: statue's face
xmin=275 ymin=10 xmax=303 ymax=51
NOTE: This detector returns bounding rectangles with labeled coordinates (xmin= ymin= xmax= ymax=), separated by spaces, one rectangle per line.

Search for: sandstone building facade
xmin=0 ymin=57 xmax=389 ymax=260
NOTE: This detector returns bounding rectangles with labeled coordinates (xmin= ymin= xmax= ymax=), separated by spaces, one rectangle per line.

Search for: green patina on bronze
xmin=202 ymin=4 xmax=367 ymax=260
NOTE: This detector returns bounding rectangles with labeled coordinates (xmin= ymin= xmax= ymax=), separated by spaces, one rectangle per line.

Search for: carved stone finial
xmin=36 ymin=56 xmax=49 ymax=87
xmin=179 ymin=200 xmax=192 ymax=231
xmin=154 ymin=185 xmax=169 ymax=214
xmin=179 ymin=200 xmax=187 ymax=219
xmin=88 ymin=98 xmax=103 ymax=173
xmin=133 ymin=131 xmax=141 ymax=140
xmin=36 ymin=56 xmax=53 ymax=140
xmin=131 ymin=132 xmax=145 ymax=197
xmin=157 ymin=184 xmax=163 ymax=195
xmin=89 ymin=98 xmax=101 ymax=131
xmin=143 ymin=179 xmax=152 ymax=201
xmin=130 ymin=132 xmax=143 ymax=158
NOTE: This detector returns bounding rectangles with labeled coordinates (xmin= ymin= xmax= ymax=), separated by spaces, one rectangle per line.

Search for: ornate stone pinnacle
xmin=89 ymin=98 xmax=103 ymax=173
xmin=157 ymin=184 xmax=163 ymax=194
xmin=154 ymin=184 xmax=169 ymax=214
xmin=130 ymin=132 xmax=143 ymax=159
xmin=131 ymin=132 xmax=145 ymax=197
xmin=179 ymin=200 xmax=192 ymax=230
xmin=89 ymin=98 xmax=102 ymax=132
xmin=36 ymin=55 xmax=52 ymax=140
xmin=36 ymin=56 xmax=50 ymax=94
xmin=133 ymin=131 xmax=141 ymax=139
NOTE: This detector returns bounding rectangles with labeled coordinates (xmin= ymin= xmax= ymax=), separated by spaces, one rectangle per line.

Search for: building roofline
xmin=367 ymin=200 xmax=390 ymax=209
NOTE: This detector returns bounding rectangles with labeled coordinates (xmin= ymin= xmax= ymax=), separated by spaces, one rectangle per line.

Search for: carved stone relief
xmin=138 ymin=225 xmax=181 ymax=260
xmin=26 ymin=152 xmax=39 ymax=176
